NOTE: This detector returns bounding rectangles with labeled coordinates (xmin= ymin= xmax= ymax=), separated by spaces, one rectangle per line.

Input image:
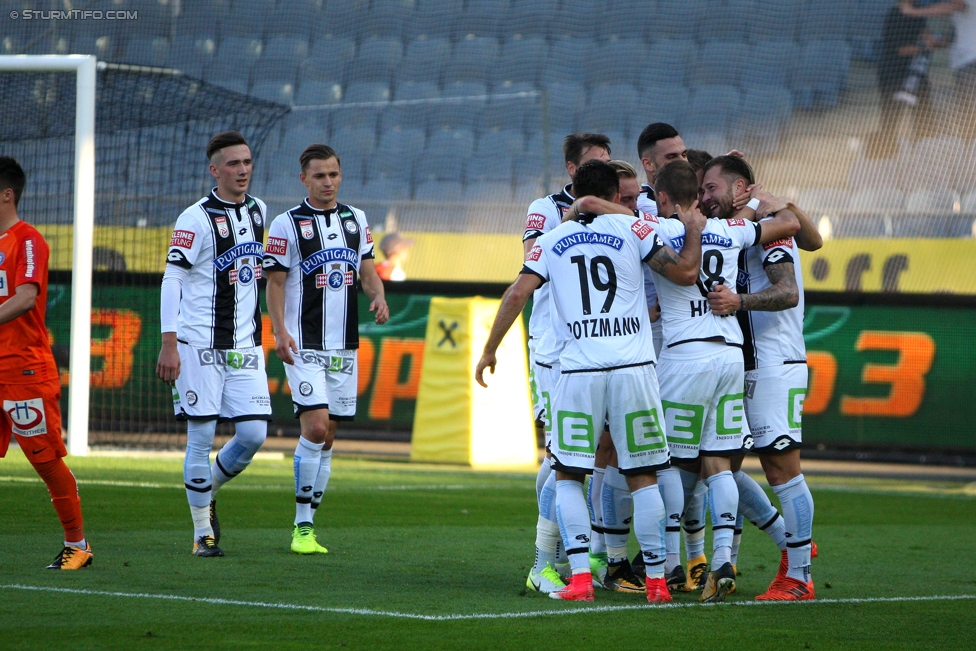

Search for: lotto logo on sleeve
xmin=763 ymin=237 xmax=794 ymax=250
xmin=3 ymin=399 xmax=48 ymax=437
xmin=525 ymin=213 xmax=547 ymax=231
xmin=631 ymin=220 xmax=653 ymax=240
xmin=170 ymin=230 xmax=195 ymax=249
xmin=266 ymin=237 xmax=288 ymax=256
xmin=526 ymin=245 xmax=542 ymax=262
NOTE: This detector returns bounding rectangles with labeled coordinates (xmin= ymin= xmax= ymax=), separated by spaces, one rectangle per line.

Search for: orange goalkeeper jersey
xmin=0 ymin=220 xmax=58 ymax=384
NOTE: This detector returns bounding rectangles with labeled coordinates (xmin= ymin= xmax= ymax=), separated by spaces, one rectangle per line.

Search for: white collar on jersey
xmin=302 ymin=198 xmax=340 ymax=215
xmin=209 ymin=188 xmax=247 ymax=209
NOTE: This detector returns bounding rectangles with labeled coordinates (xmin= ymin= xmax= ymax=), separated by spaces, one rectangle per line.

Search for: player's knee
xmin=234 ymin=419 xmax=267 ymax=448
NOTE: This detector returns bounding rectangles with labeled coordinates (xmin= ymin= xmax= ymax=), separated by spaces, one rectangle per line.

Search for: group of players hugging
xmin=477 ymin=124 xmax=819 ymax=603
xmin=1 ymin=124 xmax=816 ymax=606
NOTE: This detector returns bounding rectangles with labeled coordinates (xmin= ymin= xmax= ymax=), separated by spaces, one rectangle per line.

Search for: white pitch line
xmin=0 ymin=476 xmax=490 ymax=492
xmin=2 ymin=585 xmax=973 ymax=621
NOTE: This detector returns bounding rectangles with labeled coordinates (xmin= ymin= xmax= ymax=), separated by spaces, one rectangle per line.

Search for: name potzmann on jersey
xmin=552 ymin=232 xmax=624 ymax=256
xmin=299 ymin=247 xmax=359 ymax=275
xmin=567 ymin=316 xmax=642 ymax=340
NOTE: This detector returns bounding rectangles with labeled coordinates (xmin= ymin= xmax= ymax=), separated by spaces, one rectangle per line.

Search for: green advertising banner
xmin=45 ymin=280 xmax=976 ymax=451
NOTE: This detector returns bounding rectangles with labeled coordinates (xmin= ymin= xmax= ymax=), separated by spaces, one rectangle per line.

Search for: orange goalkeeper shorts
xmin=0 ymin=378 xmax=67 ymax=463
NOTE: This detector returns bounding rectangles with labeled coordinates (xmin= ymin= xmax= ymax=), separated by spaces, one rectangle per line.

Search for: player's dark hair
xmin=686 ymin=149 xmax=713 ymax=173
xmin=573 ymin=160 xmax=619 ymax=201
xmin=702 ymin=155 xmax=756 ymax=186
xmin=0 ymin=156 xmax=26 ymax=207
xmin=563 ymin=133 xmax=611 ymax=165
xmin=653 ymin=160 xmax=699 ymax=207
xmin=206 ymin=131 xmax=249 ymax=161
xmin=637 ymin=122 xmax=680 ymax=160
xmin=300 ymin=144 xmax=341 ymax=171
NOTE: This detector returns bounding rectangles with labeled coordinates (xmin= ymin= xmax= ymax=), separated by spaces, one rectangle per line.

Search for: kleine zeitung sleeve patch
xmin=170 ymin=230 xmax=195 ymax=249
xmin=631 ymin=220 xmax=652 ymax=240
xmin=526 ymin=245 xmax=542 ymax=261
xmin=525 ymin=213 xmax=546 ymax=231
xmin=266 ymin=237 xmax=288 ymax=256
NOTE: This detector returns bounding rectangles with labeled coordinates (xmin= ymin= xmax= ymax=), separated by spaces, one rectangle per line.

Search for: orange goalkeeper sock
xmin=32 ymin=458 xmax=85 ymax=544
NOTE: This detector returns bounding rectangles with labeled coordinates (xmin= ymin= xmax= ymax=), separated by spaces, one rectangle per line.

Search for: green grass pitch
xmin=1 ymin=453 xmax=975 ymax=650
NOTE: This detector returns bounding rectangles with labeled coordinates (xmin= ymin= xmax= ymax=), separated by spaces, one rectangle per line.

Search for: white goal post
xmin=0 ymin=55 xmax=96 ymax=456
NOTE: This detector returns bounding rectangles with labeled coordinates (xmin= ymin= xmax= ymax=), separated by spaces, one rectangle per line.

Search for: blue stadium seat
xmin=485 ymin=82 xmax=540 ymax=131
xmin=743 ymin=40 xmax=795 ymax=88
xmin=336 ymin=82 xmax=389 ymax=130
xmin=477 ymin=129 xmax=525 ymax=158
xmin=343 ymin=81 xmax=391 ymax=106
xmin=406 ymin=0 xmax=463 ymax=39
xmin=734 ymin=85 xmax=792 ymax=152
xmin=683 ymin=85 xmax=740 ymax=136
xmin=443 ymin=36 xmax=500 ymax=83
xmin=251 ymin=81 xmax=295 ymax=105
xmin=546 ymin=36 xmax=598 ymax=85
xmin=639 ymin=40 xmax=695 ymax=87
xmin=749 ymin=0 xmax=801 ymax=42
xmin=362 ymin=178 xmax=412 ymax=201
xmin=797 ymin=0 xmax=850 ymax=41
xmin=579 ymin=84 xmax=640 ymax=135
xmin=263 ymin=37 xmax=309 ymax=64
xmin=205 ymin=37 xmax=262 ymax=90
xmin=429 ymin=82 xmax=488 ymax=129
xmin=413 ymin=180 xmax=464 ymax=202
xmin=362 ymin=0 xmax=413 ymax=39
xmin=541 ymin=82 xmax=586 ymax=135
xmin=346 ymin=37 xmax=403 ymax=83
xmin=380 ymin=86 xmax=435 ymax=131
xmin=586 ymin=39 xmax=647 ymax=86
xmin=415 ymin=128 xmax=476 ymax=182
xmin=167 ymin=37 xmax=216 ymax=78
xmin=123 ymin=37 xmax=170 ymax=67
xmin=395 ymin=80 xmax=442 ymax=101
xmin=636 ymin=84 xmax=690 ymax=130
xmin=267 ymin=0 xmax=320 ymax=39
xmin=494 ymin=36 xmax=547 ymax=85
xmin=173 ymin=1 xmax=226 ymax=38
xmin=25 ymin=35 xmax=70 ymax=56
xmin=509 ymin=0 xmax=559 ymax=38
xmin=514 ymin=180 xmax=545 ymax=204
xmin=797 ymin=188 xmax=850 ymax=215
xmin=793 ymin=39 xmax=852 ymax=109
xmin=600 ymin=1 xmax=652 ymax=40
xmin=691 ymin=40 xmax=749 ymax=86
xmin=904 ymin=188 xmax=960 ymax=215
xmin=549 ymin=0 xmax=608 ymax=38
xmin=400 ymin=37 xmax=451 ymax=83
xmin=70 ymin=34 xmax=118 ymax=61
xmin=452 ymin=0 xmax=511 ymax=38
xmin=253 ymin=59 xmax=300 ymax=86
xmin=308 ymin=35 xmax=357 ymax=64
xmin=464 ymin=180 xmax=514 ymax=201
xmin=850 ymin=0 xmax=891 ymax=59
xmin=124 ymin=0 xmax=175 ymax=36
xmin=849 ymin=157 xmax=902 ymax=192
xmin=295 ymin=81 xmax=343 ymax=106
xmin=317 ymin=0 xmax=371 ymax=36
xmin=694 ymin=0 xmax=753 ymax=41
xmin=329 ymin=127 xmax=376 ymax=180
xmin=298 ymin=58 xmax=346 ymax=86
xmin=278 ymin=122 xmax=330 ymax=171
xmin=652 ymin=0 xmax=686 ymax=39
xmin=849 ymin=187 xmax=904 ymax=214
xmin=368 ymin=133 xmax=426 ymax=179
xmin=222 ymin=0 xmax=276 ymax=38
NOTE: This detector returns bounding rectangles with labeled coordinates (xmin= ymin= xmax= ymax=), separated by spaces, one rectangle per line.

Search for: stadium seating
xmin=694 ymin=0 xmax=753 ymax=42
xmin=401 ymin=38 xmax=451 ymax=83
xmin=691 ymin=40 xmax=750 ymax=87
xmin=123 ymin=37 xmax=170 ymax=67
xmin=899 ymin=137 xmax=967 ymax=192
xmin=361 ymin=0 xmax=414 ymax=40
xmin=749 ymin=0 xmax=802 ymax=42
xmin=849 ymin=187 xmax=905 ymax=214
xmin=904 ymin=189 xmax=960 ymax=215
xmin=267 ymin=0 xmax=320 ymax=39
xmin=640 ymin=40 xmax=696 ymax=87
xmin=406 ymin=0 xmax=463 ymax=39
xmin=347 ymin=38 xmax=403 ymax=84
xmin=494 ymin=36 xmax=548 ymax=85
xmin=798 ymin=188 xmax=851 ymax=215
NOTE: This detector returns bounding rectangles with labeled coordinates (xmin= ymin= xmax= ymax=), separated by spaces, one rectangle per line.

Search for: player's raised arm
xmin=645 ymin=161 xmax=706 ymax=286
xmin=359 ymin=258 xmax=389 ymax=324
xmin=476 ymin=271 xmax=542 ymax=387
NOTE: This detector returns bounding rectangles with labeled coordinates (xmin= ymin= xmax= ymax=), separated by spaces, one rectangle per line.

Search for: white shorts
xmin=744 ymin=363 xmax=807 ymax=454
xmin=174 ymin=344 xmax=272 ymax=422
xmin=528 ymin=338 xmax=544 ymax=422
xmin=534 ymin=359 xmax=560 ymax=449
xmin=550 ymin=364 xmax=670 ymax=476
xmin=285 ymin=349 xmax=358 ymax=420
xmin=658 ymin=343 xmax=746 ymax=460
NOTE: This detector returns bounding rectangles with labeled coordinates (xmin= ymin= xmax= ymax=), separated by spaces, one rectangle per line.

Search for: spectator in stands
xmin=376 ymin=232 xmax=413 ymax=281
xmin=901 ymin=0 xmax=975 ymax=140
xmin=869 ymin=0 xmax=948 ymax=158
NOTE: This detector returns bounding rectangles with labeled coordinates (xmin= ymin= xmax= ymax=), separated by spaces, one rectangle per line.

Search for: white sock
xmin=310 ymin=448 xmax=333 ymax=523
xmin=733 ymin=468 xmax=787 ymax=551
xmin=211 ymin=419 xmax=267 ymax=497
xmin=731 ymin=513 xmax=744 ymax=566
xmin=294 ymin=437 xmax=324 ymax=525
xmin=632 ymin=484 xmax=666 ymax=580
xmin=772 ymin=474 xmax=814 ymax=583
xmin=587 ymin=468 xmax=606 ymax=555
xmin=705 ymin=470 xmax=738 ymax=570
xmin=190 ymin=504 xmax=212 ymax=540
xmin=533 ymin=515 xmax=560 ymax=573
xmin=66 ymin=539 xmax=87 ymax=549
xmin=184 ymin=420 xmax=216 ymax=512
xmin=539 ymin=469 xmax=557 ymax=522
xmin=536 ymin=457 xmax=552 ymax=503
xmin=601 ymin=466 xmax=633 ymax=562
xmin=678 ymin=468 xmax=707 ymax=560
xmin=555 ymin=479 xmax=592 ymax=574
xmin=656 ymin=466 xmax=684 ymax=572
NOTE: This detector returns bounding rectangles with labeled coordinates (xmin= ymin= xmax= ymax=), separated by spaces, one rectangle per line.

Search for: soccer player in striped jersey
xmin=157 ymin=131 xmax=272 ymax=557
xmin=264 ymin=144 xmax=388 ymax=554
xmin=704 ymin=164 xmax=822 ymax=601
xmin=523 ymin=134 xmax=610 ymax=594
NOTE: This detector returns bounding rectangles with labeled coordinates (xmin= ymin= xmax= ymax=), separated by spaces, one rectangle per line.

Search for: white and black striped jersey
xmin=635 ymin=184 xmax=660 ymax=307
xmin=523 ymin=184 xmax=574 ymax=356
xmin=736 ymin=226 xmax=806 ymax=371
xmin=165 ymin=190 xmax=266 ymax=349
xmin=522 ymin=214 xmax=664 ymax=372
xmin=262 ymin=200 xmax=374 ymax=351
xmin=652 ymin=216 xmax=762 ymax=350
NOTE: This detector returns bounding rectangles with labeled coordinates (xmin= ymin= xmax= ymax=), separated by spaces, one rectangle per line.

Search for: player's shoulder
xmin=178 ymin=196 xmax=212 ymax=227
xmin=339 ymin=202 xmax=368 ymax=223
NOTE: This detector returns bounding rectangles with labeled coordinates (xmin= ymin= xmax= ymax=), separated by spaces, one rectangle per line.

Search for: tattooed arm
xmin=707 ymin=263 xmax=799 ymax=316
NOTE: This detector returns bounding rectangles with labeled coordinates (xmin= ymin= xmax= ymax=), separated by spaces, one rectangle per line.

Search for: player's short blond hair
xmin=607 ymin=159 xmax=638 ymax=179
